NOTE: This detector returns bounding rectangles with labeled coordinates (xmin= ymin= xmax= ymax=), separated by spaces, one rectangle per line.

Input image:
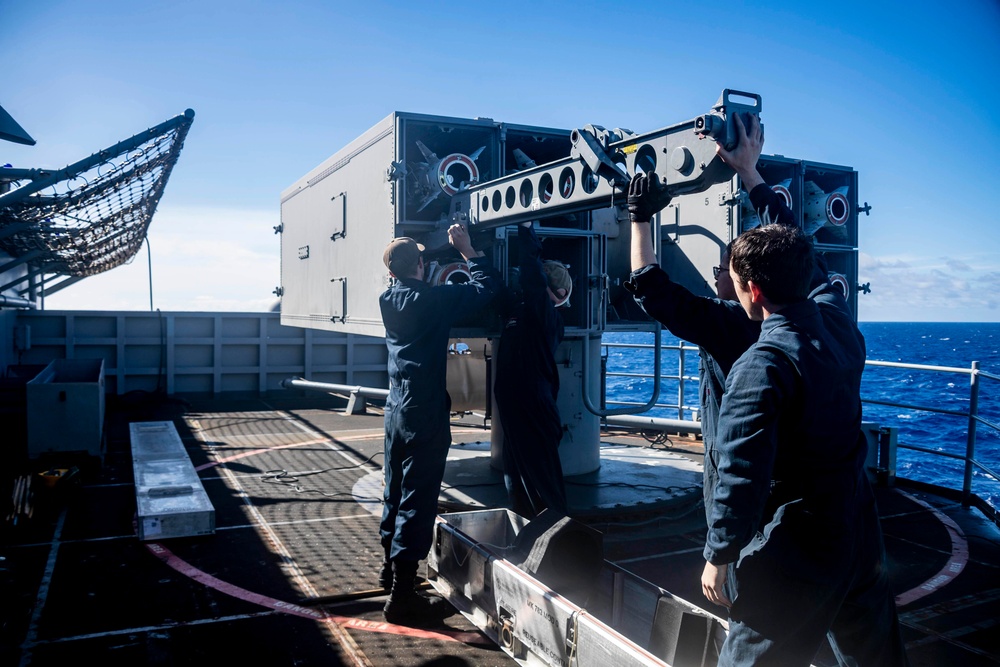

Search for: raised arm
xmin=448 ymin=223 xmax=484 ymax=261
xmin=716 ymin=113 xmax=765 ymax=191
xmin=627 ymin=171 xmax=672 ymax=271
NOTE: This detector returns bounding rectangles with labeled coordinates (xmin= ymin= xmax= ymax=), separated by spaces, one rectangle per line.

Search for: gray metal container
xmin=26 ymin=358 xmax=105 ymax=459
xmin=278 ymin=112 xmax=576 ymax=338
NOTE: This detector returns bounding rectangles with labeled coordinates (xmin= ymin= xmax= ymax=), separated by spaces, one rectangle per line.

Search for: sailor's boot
xmin=382 ymin=559 xmax=452 ymax=625
xmin=377 ymin=545 xmax=392 ymax=591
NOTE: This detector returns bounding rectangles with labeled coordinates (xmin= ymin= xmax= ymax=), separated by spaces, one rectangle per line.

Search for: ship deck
xmin=2 ymin=392 xmax=999 ymax=666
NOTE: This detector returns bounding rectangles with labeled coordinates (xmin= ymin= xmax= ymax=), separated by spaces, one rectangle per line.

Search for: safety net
xmin=0 ymin=109 xmax=194 ymax=277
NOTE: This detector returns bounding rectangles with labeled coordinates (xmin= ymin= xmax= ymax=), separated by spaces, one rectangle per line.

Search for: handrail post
xmin=677 ymin=341 xmax=687 ymax=420
xmin=600 ymin=347 xmax=608 ymax=412
xmin=963 ymin=360 xmax=981 ymax=507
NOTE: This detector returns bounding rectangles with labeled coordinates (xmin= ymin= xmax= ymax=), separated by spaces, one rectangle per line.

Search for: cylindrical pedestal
xmin=490 ymin=335 xmax=602 ymax=476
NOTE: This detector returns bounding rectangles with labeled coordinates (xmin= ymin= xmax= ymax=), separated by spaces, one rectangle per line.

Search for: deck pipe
xmin=281 ymin=376 xmax=701 ymax=438
xmin=280 ymin=377 xmax=388 ymax=414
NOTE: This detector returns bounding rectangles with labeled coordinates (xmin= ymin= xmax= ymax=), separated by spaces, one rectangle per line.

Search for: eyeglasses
xmin=712 ymin=265 xmax=727 ymax=279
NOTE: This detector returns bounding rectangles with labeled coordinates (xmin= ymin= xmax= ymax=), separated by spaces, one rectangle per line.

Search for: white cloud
xmin=858 ymin=252 xmax=1000 ymax=322
xmin=43 ymin=205 xmax=281 ymax=312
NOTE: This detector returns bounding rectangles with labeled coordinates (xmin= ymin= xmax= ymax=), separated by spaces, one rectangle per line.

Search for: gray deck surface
xmin=2 ymin=392 xmax=998 ymax=666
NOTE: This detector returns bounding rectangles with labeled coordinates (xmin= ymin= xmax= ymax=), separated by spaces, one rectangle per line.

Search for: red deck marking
xmin=893 ymin=489 xmax=969 ymax=607
xmin=194 ymin=438 xmax=330 ymax=471
xmin=193 ymin=430 xmax=383 ymax=471
xmin=146 ymin=542 xmax=489 ymax=645
xmin=194 ymin=427 xmax=484 ymax=472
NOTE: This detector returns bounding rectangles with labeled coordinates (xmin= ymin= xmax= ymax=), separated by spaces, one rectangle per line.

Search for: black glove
xmin=627 ymin=171 xmax=672 ymax=223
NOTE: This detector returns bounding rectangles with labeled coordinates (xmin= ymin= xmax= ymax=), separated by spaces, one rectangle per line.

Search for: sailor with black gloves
xmin=493 ymin=221 xmax=571 ymax=520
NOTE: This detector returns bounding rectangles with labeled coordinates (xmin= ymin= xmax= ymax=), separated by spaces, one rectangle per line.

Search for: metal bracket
xmin=565 ymin=617 xmax=579 ymax=661
xmin=719 ymin=189 xmax=745 ymax=207
xmin=694 ymin=89 xmax=763 ymax=152
xmin=570 ymin=125 xmax=632 ymax=188
xmin=386 ymin=160 xmax=406 ymax=182
xmin=330 ymin=192 xmax=346 ymax=240
xmin=330 ymin=276 xmax=347 ymax=323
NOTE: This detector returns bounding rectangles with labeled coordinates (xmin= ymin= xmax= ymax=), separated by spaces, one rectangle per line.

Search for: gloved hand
xmin=627 ymin=171 xmax=672 ymax=223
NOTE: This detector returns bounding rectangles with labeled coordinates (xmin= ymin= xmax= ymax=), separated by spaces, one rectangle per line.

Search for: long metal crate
xmin=427 ymin=508 xmax=727 ymax=667
xmin=130 ymin=421 xmax=215 ymax=541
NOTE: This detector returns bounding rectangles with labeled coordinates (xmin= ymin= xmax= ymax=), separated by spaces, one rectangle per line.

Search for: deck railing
xmin=863 ymin=359 xmax=1000 ymax=508
xmin=601 ymin=339 xmax=700 ymax=420
xmin=601 ymin=335 xmax=999 ymax=512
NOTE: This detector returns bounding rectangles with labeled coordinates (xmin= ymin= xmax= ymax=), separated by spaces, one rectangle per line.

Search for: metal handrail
xmin=600 ymin=335 xmax=999 ymax=510
xmin=601 ymin=338 xmax=700 ymax=420
xmin=862 ymin=358 xmax=998 ymax=506
xmin=582 ymin=330 xmax=664 ymax=417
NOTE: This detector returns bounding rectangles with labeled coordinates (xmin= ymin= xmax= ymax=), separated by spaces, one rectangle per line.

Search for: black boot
xmin=377 ymin=545 xmax=392 ymax=590
xmin=383 ymin=559 xmax=452 ymax=625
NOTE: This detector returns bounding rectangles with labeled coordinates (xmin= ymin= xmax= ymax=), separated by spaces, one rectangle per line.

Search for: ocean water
xmin=602 ymin=322 xmax=1000 ymax=510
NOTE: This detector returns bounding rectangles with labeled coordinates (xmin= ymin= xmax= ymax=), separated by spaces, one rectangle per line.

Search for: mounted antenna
xmin=0 ymin=104 xmax=36 ymax=146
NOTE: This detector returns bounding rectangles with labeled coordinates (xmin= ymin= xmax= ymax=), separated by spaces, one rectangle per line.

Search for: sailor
xmin=624 ymin=115 xmax=781 ymax=600
xmin=378 ymin=224 xmax=499 ymax=625
xmin=493 ymin=221 xmax=571 ymax=519
xmin=627 ymin=114 xmax=907 ymax=664
xmin=701 ymin=223 xmax=909 ymax=665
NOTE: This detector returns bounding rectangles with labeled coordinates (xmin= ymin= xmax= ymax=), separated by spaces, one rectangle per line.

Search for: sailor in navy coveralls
xmin=625 ymin=115 xmax=779 ymax=585
xmin=493 ymin=221 xmax=571 ymax=519
xmin=701 ymin=222 xmax=908 ymax=666
xmin=378 ymin=225 xmax=498 ymax=624
xmin=628 ymin=114 xmax=907 ymax=665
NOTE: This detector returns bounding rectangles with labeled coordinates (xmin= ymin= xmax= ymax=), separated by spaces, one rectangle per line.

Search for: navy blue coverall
xmin=379 ymin=255 xmax=498 ymax=564
xmin=493 ymin=224 xmax=568 ymax=519
xmin=624 ymin=263 xmax=759 ymax=528
xmin=624 ymin=182 xmax=790 ymax=528
xmin=705 ymin=205 xmax=908 ymax=665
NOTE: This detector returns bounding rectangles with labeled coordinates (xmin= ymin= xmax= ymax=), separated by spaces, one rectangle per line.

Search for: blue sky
xmin=2 ymin=0 xmax=999 ymax=321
